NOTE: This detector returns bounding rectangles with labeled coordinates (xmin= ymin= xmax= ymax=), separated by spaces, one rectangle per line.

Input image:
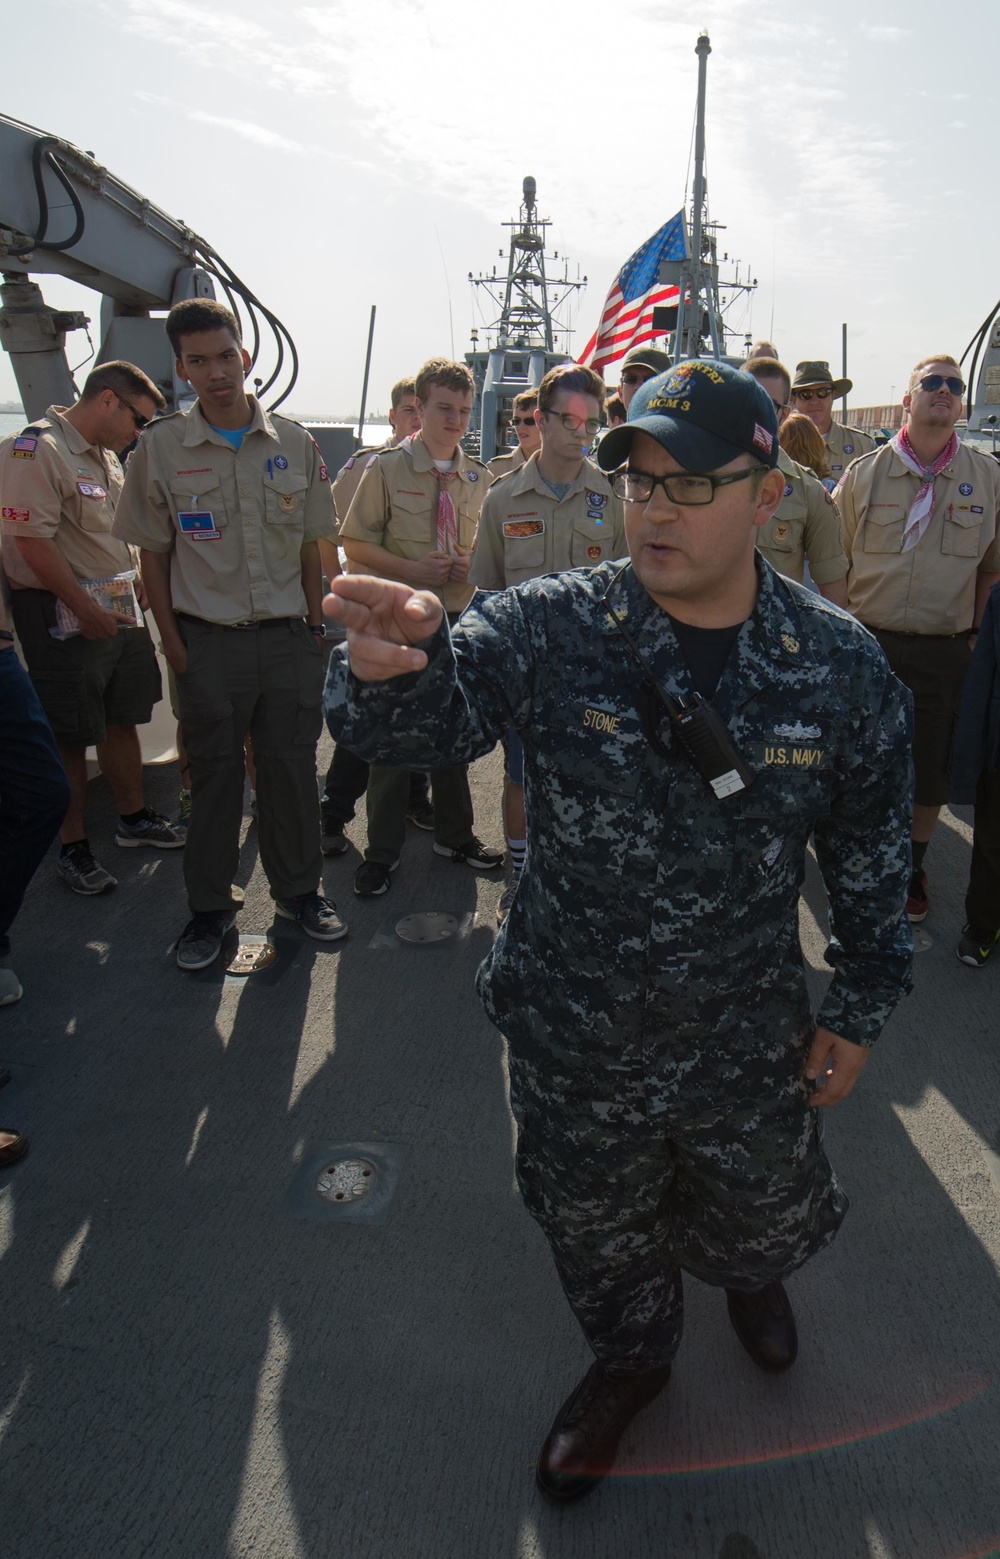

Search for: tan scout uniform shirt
xmin=838 ymin=440 xmax=1000 ymax=634
xmin=487 ymin=446 xmax=526 ymax=483
xmin=112 ymin=397 xmax=335 ymax=625
xmin=0 ymin=408 xmax=131 ymax=590
xmin=825 ymin=420 xmax=875 ymax=482
xmin=331 ymin=442 xmax=387 ymax=533
xmin=341 ymin=432 xmax=487 ymax=614
xmin=756 ymin=448 xmax=847 ymax=586
xmin=469 ymin=454 xmax=626 ymax=591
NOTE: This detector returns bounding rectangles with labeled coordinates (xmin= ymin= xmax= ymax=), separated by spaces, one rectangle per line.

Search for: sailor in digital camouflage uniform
xmin=323 ymin=360 xmax=913 ymax=1502
xmin=789 ymin=360 xmax=876 ymax=481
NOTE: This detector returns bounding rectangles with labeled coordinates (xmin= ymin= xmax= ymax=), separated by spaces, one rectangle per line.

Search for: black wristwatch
xmin=308 ymin=623 xmax=327 ymax=640
xmin=0 ymin=629 xmax=14 ymax=642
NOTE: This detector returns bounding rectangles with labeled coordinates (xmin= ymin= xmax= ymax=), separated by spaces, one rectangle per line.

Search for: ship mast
xmin=468 ymin=176 xmax=585 ymax=356
xmin=465 ymin=177 xmax=587 ymax=460
xmin=669 ymin=33 xmax=756 ymax=363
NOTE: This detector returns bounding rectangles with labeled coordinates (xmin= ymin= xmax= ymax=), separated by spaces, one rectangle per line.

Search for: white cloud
xmin=861 ymin=24 xmax=910 ymax=40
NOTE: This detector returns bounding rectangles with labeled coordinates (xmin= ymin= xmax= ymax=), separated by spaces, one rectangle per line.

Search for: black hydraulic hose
xmin=195 ymin=247 xmax=298 ymax=407
xmin=29 ymin=137 xmax=86 ymax=251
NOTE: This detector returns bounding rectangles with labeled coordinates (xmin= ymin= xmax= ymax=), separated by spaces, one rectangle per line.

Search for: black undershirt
xmin=666 ymin=614 xmax=745 ymax=701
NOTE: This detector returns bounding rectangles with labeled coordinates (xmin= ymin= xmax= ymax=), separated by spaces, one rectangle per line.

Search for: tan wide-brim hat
xmin=791 ymin=359 xmax=852 ymax=398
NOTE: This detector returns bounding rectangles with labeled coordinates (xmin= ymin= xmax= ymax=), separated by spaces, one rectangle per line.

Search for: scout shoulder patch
xmin=1 ymin=506 xmax=30 ymax=522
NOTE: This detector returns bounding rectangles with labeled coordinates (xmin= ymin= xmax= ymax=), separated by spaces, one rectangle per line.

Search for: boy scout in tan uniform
xmin=788 ymin=361 xmax=875 ymax=482
xmin=470 ymin=454 xmax=625 ymax=589
xmin=113 ymin=297 xmax=346 ymax=967
xmin=823 ymin=418 xmax=876 ymax=481
xmin=837 ymin=354 xmax=1000 ymax=926
xmin=342 ymin=435 xmax=485 ymax=614
xmin=0 ymin=365 xmax=180 ymax=897
xmin=487 ymin=388 xmax=540 ymax=483
xmin=339 ymin=357 xmax=500 ymax=894
xmin=469 ymin=361 xmax=617 ymax=921
xmin=487 ymin=445 xmax=526 ymax=483
xmin=756 ymin=447 xmax=848 ymax=593
xmin=330 ymin=376 xmax=422 ymax=532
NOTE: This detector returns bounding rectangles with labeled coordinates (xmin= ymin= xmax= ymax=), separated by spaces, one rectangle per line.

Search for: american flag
xmin=578 ymin=212 xmax=688 ymax=375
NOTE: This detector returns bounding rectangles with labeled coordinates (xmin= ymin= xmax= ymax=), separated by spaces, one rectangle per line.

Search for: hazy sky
xmin=1 ymin=0 xmax=995 ymax=415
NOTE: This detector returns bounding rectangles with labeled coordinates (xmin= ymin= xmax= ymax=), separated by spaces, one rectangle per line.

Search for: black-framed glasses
xmin=792 ymin=387 xmax=832 ymax=402
xmin=543 ymin=410 xmax=602 ymax=436
xmin=917 ymin=374 xmax=965 ymax=395
xmin=770 ymin=397 xmax=790 ymax=415
xmin=511 ymin=415 xmax=536 ymax=426
xmin=115 ymin=392 xmax=151 ymax=430
xmin=610 ymin=465 xmax=766 ymax=507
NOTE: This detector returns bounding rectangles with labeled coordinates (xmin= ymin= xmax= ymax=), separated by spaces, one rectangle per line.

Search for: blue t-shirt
xmin=208 ymin=422 xmax=251 ymax=451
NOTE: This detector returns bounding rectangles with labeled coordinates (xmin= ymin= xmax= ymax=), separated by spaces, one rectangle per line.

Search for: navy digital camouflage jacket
xmin=325 ymin=561 xmax=913 ymax=1062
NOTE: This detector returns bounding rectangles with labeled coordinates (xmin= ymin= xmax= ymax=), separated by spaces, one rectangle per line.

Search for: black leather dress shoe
xmin=725 ymin=1281 xmax=798 ymax=1372
xmin=536 ymin=1361 xmax=671 ymax=1503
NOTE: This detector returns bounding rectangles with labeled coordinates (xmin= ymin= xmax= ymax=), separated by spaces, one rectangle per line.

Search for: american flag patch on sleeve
xmin=752 ymin=423 xmax=774 ymax=453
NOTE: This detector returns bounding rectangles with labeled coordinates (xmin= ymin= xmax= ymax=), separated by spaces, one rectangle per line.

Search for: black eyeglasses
xmin=544 ymin=410 xmax=602 ymax=436
xmin=611 ymin=465 xmax=766 ymax=507
xmin=917 ymin=374 xmax=965 ymax=395
xmin=115 ymin=392 xmax=151 ymax=430
xmin=792 ymin=387 xmax=832 ymax=402
xmin=511 ymin=415 xmax=536 ymax=426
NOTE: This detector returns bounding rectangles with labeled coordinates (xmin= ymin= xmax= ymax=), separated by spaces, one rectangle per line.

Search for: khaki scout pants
xmin=176 ymin=617 xmax=324 ymax=913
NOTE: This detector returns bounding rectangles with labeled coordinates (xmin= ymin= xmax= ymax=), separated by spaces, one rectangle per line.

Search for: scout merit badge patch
xmin=178 ymin=510 xmax=221 ymax=541
xmin=587 ymin=545 xmax=603 ymax=560
xmin=278 ymin=494 xmax=296 ymax=513
xmin=503 ymin=518 xmax=544 ymax=538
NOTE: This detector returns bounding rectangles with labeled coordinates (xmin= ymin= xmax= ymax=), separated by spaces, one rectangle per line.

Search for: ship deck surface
xmin=2 ymin=732 xmax=998 ymax=1559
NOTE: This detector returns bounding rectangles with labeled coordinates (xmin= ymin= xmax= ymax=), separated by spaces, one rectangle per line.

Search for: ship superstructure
xmin=465 ymin=177 xmax=586 ymax=461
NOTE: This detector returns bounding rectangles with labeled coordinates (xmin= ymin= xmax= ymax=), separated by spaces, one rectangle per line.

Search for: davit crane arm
xmin=0 ymin=112 xmax=298 ymax=420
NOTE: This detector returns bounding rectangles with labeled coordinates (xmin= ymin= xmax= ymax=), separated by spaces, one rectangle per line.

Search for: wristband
xmin=0 ymin=629 xmax=14 ymax=642
xmin=308 ymin=623 xmax=326 ymax=640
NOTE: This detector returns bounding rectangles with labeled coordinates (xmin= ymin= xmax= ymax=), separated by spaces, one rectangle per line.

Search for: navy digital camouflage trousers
xmin=507 ymin=1033 xmax=847 ymax=1372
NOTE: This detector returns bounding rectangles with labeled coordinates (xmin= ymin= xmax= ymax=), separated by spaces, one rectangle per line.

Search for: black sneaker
xmin=957 ymin=924 xmax=1000 ymax=967
xmin=406 ymin=796 xmax=436 ymax=831
xmin=176 ymin=909 xmax=237 ymax=970
xmin=320 ymin=820 xmax=350 ymax=856
xmin=354 ymin=860 xmax=399 ymax=897
xmin=433 ymin=836 xmax=504 ymax=871
xmin=274 ymin=892 xmax=348 ymax=941
xmin=57 ymin=844 xmax=117 ymax=895
xmin=115 ymin=810 xmax=185 ymax=849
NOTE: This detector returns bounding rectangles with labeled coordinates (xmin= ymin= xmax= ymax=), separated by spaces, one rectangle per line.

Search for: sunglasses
xmin=792 ymin=387 xmax=832 ymax=402
xmin=115 ymin=392 xmax=151 ymax=430
xmin=511 ymin=415 xmax=537 ymax=426
xmin=917 ymin=374 xmax=965 ymax=395
xmin=621 ymin=371 xmax=652 ymax=387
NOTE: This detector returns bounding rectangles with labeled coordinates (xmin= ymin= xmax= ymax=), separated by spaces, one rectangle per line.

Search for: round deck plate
xmin=222 ymin=935 xmax=278 ymax=974
xmin=395 ymin=911 xmax=459 ymax=944
xmin=316 ymin=1158 xmax=376 ymax=1203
